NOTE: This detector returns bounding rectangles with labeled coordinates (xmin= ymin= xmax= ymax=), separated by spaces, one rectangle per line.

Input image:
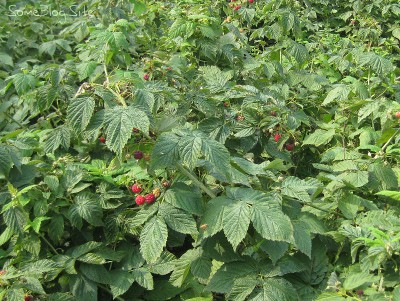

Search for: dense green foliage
xmin=1 ymin=0 xmax=400 ymax=300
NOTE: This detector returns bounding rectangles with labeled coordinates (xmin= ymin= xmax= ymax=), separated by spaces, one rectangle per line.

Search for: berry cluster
xmin=131 ymin=181 xmax=170 ymax=206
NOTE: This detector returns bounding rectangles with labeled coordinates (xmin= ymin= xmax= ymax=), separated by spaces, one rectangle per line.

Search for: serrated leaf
xmin=70 ymin=192 xmax=103 ymax=227
xmin=179 ymin=135 xmax=203 ymax=169
xmin=250 ymin=278 xmax=298 ymax=301
xmin=131 ymin=268 xmax=154 ymax=290
xmin=339 ymin=171 xmax=369 ymax=188
xmin=76 ymin=62 xmax=97 ymax=81
xmin=222 ymin=201 xmax=251 ymax=249
xmin=163 ymin=183 xmax=203 ymax=215
xmin=12 ymin=73 xmax=37 ymax=95
xmin=302 ymin=129 xmax=335 ymax=147
xmin=150 ymin=132 xmax=180 ymax=170
xmin=322 ymin=85 xmax=351 ymax=106
xmin=201 ymin=196 xmax=232 ymax=237
xmin=201 ymin=136 xmax=231 ymax=180
xmin=104 ymin=106 xmax=149 ymax=153
xmin=159 ymin=203 xmax=197 ymax=234
xmin=67 ymin=97 xmax=95 ymax=132
xmin=229 ymin=276 xmax=258 ymax=301
xmin=251 ymin=200 xmax=294 ymax=243
xmin=108 ymin=270 xmax=136 ymax=298
xmin=199 ymin=66 xmax=233 ymax=93
xmin=140 ymin=216 xmax=168 ymax=263
xmin=169 ymin=249 xmax=200 ymax=287
xmin=44 ymin=125 xmax=71 ymax=153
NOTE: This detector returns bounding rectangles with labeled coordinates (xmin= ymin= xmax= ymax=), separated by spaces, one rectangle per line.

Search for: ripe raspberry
xmin=131 ymin=184 xmax=142 ymax=194
xmin=285 ymin=143 xmax=294 ymax=151
xmin=162 ymin=180 xmax=170 ymax=188
xmin=234 ymin=5 xmax=241 ymax=10
xmin=395 ymin=112 xmax=400 ymax=118
xmin=99 ymin=136 xmax=106 ymax=143
xmin=143 ymin=74 xmax=150 ymax=81
xmin=274 ymin=134 xmax=281 ymax=142
xmin=145 ymin=193 xmax=156 ymax=204
xmin=135 ymin=195 xmax=145 ymax=205
xmin=249 ymin=0 xmax=254 ymax=3
xmin=133 ymin=150 xmax=143 ymax=160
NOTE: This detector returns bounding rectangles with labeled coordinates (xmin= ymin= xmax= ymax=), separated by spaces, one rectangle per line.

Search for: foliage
xmin=0 ymin=0 xmax=400 ymax=300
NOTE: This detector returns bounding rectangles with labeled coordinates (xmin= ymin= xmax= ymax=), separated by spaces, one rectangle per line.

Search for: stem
xmin=98 ymin=284 xmax=125 ymax=301
xmin=4 ymin=112 xmax=25 ymax=129
xmin=39 ymin=233 xmax=59 ymax=255
xmin=381 ymin=127 xmax=400 ymax=153
xmin=177 ymin=164 xmax=216 ymax=199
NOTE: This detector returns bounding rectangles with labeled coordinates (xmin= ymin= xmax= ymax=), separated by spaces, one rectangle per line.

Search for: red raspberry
xmin=145 ymin=193 xmax=156 ymax=204
xmin=249 ymin=0 xmax=254 ymax=3
xmin=99 ymin=136 xmax=106 ymax=143
xmin=24 ymin=295 xmax=33 ymax=301
xmin=133 ymin=150 xmax=143 ymax=160
xmin=234 ymin=5 xmax=241 ymax=10
xmin=356 ymin=290 xmax=364 ymax=296
xmin=131 ymin=184 xmax=142 ymax=194
xmin=274 ymin=134 xmax=281 ymax=142
xmin=135 ymin=195 xmax=145 ymax=205
xmin=285 ymin=143 xmax=294 ymax=151
xmin=143 ymin=74 xmax=150 ymax=81
xmin=395 ymin=112 xmax=400 ymax=118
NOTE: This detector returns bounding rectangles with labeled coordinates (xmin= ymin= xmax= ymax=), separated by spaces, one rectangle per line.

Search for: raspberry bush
xmin=1 ymin=0 xmax=400 ymax=300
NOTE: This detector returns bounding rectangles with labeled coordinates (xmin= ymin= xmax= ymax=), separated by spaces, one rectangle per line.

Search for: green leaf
xmin=67 ymin=97 xmax=95 ymax=132
xmin=150 ymin=132 xmax=180 ymax=170
xmin=76 ymin=62 xmax=98 ymax=81
xmin=104 ymin=106 xmax=150 ymax=153
xmin=250 ymin=278 xmax=298 ymax=301
xmin=229 ymin=276 xmax=258 ymax=301
xmin=315 ymin=292 xmax=346 ymax=301
xmin=131 ymin=268 xmax=154 ymax=290
xmin=251 ymin=200 xmax=294 ymax=243
xmin=159 ymin=203 xmax=198 ymax=235
xmin=302 ymin=129 xmax=335 ymax=147
xmin=0 ymin=145 xmax=14 ymax=177
xmin=6 ymin=289 xmax=25 ymax=301
xmin=376 ymin=190 xmax=400 ymax=201
xmin=109 ymin=270 xmax=136 ymax=298
xmin=222 ymin=200 xmax=251 ymax=249
xmin=199 ymin=66 xmax=233 ymax=93
xmin=339 ymin=171 xmax=369 ymax=188
xmin=80 ymin=264 xmax=111 ymax=285
xmin=12 ymin=73 xmax=37 ymax=95
xmin=70 ymin=192 xmax=103 ymax=227
xmin=201 ymin=136 xmax=231 ymax=180
xmin=322 ymin=85 xmax=351 ymax=106
xmin=163 ymin=183 xmax=203 ymax=215
xmin=3 ymin=206 xmax=28 ymax=233
xmin=140 ymin=216 xmax=168 ymax=263
xmin=169 ymin=249 xmax=200 ymax=287
xmin=179 ymin=135 xmax=203 ymax=169
xmin=0 ymin=52 xmax=13 ymax=67
xmin=44 ymin=125 xmax=71 ymax=153
xmin=201 ymin=196 xmax=232 ymax=237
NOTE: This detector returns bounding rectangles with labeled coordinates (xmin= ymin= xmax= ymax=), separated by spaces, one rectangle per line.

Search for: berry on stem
xmin=274 ymin=134 xmax=281 ymax=142
xmin=131 ymin=183 xmax=142 ymax=194
xmin=162 ymin=180 xmax=170 ymax=188
xmin=24 ymin=295 xmax=33 ymax=301
xmin=132 ymin=128 xmax=139 ymax=133
xmin=143 ymin=74 xmax=150 ymax=81
xmin=145 ymin=193 xmax=156 ymax=204
xmin=99 ymin=136 xmax=106 ymax=143
xmin=395 ymin=112 xmax=400 ymax=118
xmin=135 ymin=195 xmax=145 ymax=205
xmin=285 ymin=143 xmax=294 ymax=151
xmin=133 ymin=150 xmax=143 ymax=160
xmin=249 ymin=0 xmax=254 ymax=3
xmin=234 ymin=5 xmax=241 ymax=10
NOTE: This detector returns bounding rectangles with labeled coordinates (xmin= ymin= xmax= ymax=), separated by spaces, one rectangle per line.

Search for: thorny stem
xmin=177 ymin=164 xmax=216 ymax=199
